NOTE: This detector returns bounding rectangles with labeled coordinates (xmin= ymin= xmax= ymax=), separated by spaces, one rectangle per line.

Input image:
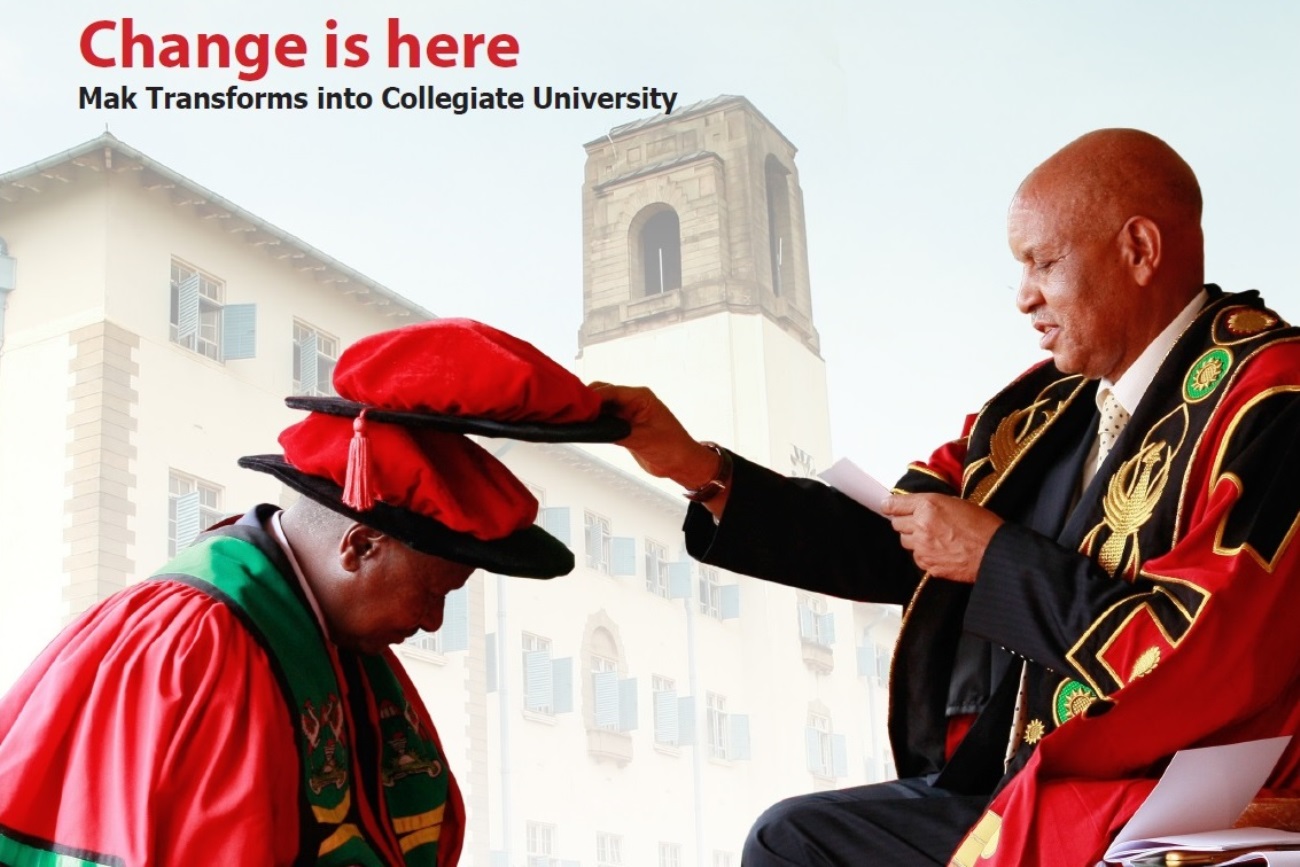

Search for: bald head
xmin=1008 ymin=129 xmax=1207 ymax=381
xmin=1015 ymin=129 xmax=1204 ymax=276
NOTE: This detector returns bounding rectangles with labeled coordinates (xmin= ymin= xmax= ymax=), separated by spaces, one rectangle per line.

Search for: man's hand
xmin=881 ymin=493 xmax=1003 ymax=583
xmin=590 ymin=383 xmax=721 ymax=492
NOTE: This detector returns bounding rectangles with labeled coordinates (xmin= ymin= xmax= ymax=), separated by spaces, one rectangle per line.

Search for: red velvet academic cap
xmin=286 ymin=318 xmax=629 ymax=442
xmin=239 ymin=415 xmax=571 ymax=578
xmin=238 ymin=318 xmax=624 ymax=579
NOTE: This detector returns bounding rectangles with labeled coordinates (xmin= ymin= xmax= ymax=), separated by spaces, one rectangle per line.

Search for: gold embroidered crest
xmin=1224 ymin=309 xmax=1278 ymax=337
xmin=1095 ymin=441 xmax=1172 ymax=576
xmin=1023 ymin=719 xmax=1046 ymax=745
xmin=1053 ymin=679 xmax=1097 ymax=725
xmin=1184 ymin=348 xmax=1233 ymax=402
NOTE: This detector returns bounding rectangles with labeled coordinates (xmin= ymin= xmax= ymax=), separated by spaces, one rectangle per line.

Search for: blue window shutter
xmin=552 ymin=657 xmax=573 ymax=714
xmin=220 ymin=303 xmax=256 ymax=360
xmin=593 ymin=670 xmax=619 ymax=727
xmin=440 ymin=587 xmax=469 ymax=652
xmin=653 ymin=688 xmax=678 ymax=744
xmin=667 ymin=560 xmax=692 ymax=598
xmin=524 ymin=649 xmax=553 ymax=711
xmin=298 ymin=330 xmax=318 ymax=394
xmin=804 ymin=726 xmax=821 ymax=773
xmin=485 ymin=632 xmax=497 ymax=693
xmin=798 ymin=604 xmax=815 ymax=640
xmin=677 ymin=696 xmax=695 ymax=746
xmin=832 ymin=733 xmax=849 ymax=778
xmin=490 ymin=852 xmax=508 ymax=867
xmin=619 ymin=676 xmax=638 ymax=732
xmin=727 ymin=713 xmax=751 ymax=761
xmin=817 ymin=612 xmax=836 ymax=646
xmin=174 ymin=491 xmax=201 ymax=550
xmin=720 ymin=584 xmax=741 ymax=620
xmin=610 ymin=536 xmax=636 ymax=577
xmin=176 ymin=274 xmax=200 ymax=339
xmin=857 ymin=644 xmax=873 ymax=677
xmin=539 ymin=506 xmax=570 ymax=546
xmin=876 ymin=646 xmax=891 ymax=684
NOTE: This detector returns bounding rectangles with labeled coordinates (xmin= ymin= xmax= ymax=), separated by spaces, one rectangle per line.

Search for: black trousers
xmin=742 ymin=776 xmax=991 ymax=866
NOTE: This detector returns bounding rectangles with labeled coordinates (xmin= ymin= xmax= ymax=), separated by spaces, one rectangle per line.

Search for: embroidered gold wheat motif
xmin=1098 ymin=441 xmax=1170 ymax=576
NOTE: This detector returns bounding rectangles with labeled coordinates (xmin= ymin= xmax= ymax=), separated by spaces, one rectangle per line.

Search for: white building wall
xmin=575 ymin=311 xmax=832 ymax=474
xmin=1 ymin=138 xmax=901 ymax=867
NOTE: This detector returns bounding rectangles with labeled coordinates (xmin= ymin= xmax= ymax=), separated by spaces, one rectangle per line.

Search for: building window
xmin=706 ymin=692 xmax=728 ymax=760
xmin=798 ymin=592 xmax=836 ymax=647
xmin=658 ymin=842 xmax=681 ymax=867
xmin=699 ymin=566 xmax=723 ymax=618
xmin=404 ymin=629 xmax=442 ymax=654
xmin=713 ymin=852 xmax=735 ymax=867
xmin=652 ymin=675 xmax=678 ymax=746
xmin=645 ymin=539 xmax=670 ymax=598
xmin=591 ymin=652 xmax=620 ymax=732
xmin=596 ymin=832 xmax=623 ymax=867
xmin=705 ymin=691 xmax=750 ymax=761
xmin=526 ymin=821 xmax=556 ymax=867
xmin=168 ymin=470 xmax=223 ymax=556
xmin=585 ymin=511 xmax=612 ymax=573
xmin=765 ymin=155 xmax=793 ymax=298
xmin=640 ymin=208 xmax=682 ymax=296
xmin=805 ymin=706 xmax=848 ymax=779
xmin=169 ymin=259 xmax=225 ymax=360
xmin=808 ymin=711 xmax=834 ymax=778
xmin=523 ymin=633 xmax=555 ymax=715
xmin=292 ymin=320 xmax=338 ymax=396
xmin=874 ymin=643 xmax=891 ymax=686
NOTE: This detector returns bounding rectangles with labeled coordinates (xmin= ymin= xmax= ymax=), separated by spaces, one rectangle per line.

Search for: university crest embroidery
xmin=303 ymin=694 xmax=349 ymax=794
xmin=378 ymin=699 xmax=443 ymax=787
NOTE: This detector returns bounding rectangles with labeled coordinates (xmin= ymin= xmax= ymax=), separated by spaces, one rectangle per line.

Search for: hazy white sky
xmin=3 ymin=0 xmax=1297 ymax=477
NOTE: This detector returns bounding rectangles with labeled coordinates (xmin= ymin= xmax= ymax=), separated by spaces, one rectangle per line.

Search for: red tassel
xmin=342 ymin=411 xmax=376 ymax=511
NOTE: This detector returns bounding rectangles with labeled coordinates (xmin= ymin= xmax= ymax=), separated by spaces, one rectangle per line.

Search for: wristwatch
xmin=683 ymin=441 xmax=733 ymax=503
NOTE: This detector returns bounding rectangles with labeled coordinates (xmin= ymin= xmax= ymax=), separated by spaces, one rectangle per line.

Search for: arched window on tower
xmin=765 ymin=156 xmax=793 ymax=298
xmin=637 ymin=207 xmax=682 ymax=296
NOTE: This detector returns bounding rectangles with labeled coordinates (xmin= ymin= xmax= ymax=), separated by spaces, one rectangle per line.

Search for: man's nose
xmin=1014 ymin=273 xmax=1042 ymax=315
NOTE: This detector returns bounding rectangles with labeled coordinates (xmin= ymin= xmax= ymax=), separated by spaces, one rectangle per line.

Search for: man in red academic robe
xmin=0 ymin=320 xmax=629 ymax=866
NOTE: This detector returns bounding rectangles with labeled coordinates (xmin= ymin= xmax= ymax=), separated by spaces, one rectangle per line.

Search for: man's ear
xmin=339 ymin=523 xmax=386 ymax=572
xmin=1119 ymin=215 xmax=1162 ymax=287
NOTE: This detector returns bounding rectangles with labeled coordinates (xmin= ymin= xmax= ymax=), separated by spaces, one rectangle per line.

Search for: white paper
xmin=818 ymin=458 xmax=891 ymax=515
xmin=1103 ymin=736 xmax=1294 ymax=865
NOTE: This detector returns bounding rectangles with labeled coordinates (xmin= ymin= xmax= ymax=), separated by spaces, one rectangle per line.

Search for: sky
xmin=2 ymin=0 xmax=1298 ymax=478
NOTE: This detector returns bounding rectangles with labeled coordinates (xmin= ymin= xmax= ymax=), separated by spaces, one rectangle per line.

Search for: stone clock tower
xmin=575 ymin=95 xmax=831 ymax=477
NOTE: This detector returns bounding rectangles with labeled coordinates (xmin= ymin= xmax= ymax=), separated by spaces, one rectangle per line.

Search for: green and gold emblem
xmin=1053 ymin=679 xmax=1097 ymax=725
xmin=1184 ymin=348 xmax=1232 ymax=402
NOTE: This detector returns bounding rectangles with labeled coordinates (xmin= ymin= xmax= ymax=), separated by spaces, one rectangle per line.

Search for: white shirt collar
xmin=1097 ymin=288 xmax=1208 ymax=416
xmin=267 ymin=509 xmax=332 ymax=640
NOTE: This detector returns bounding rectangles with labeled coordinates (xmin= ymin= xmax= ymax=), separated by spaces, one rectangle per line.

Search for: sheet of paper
xmin=818 ymin=458 xmax=891 ymax=515
xmin=1104 ymin=736 xmax=1293 ymax=864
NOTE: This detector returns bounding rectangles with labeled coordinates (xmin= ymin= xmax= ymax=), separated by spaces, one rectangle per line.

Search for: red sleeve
xmin=951 ymin=343 xmax=1300 ymax=867
xmin=0 ymin=581 xmax=301 ymax=866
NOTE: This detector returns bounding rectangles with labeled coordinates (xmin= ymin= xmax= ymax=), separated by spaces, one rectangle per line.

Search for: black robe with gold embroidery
xmin=684 ymin=288 xmax=1300 ymax=865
